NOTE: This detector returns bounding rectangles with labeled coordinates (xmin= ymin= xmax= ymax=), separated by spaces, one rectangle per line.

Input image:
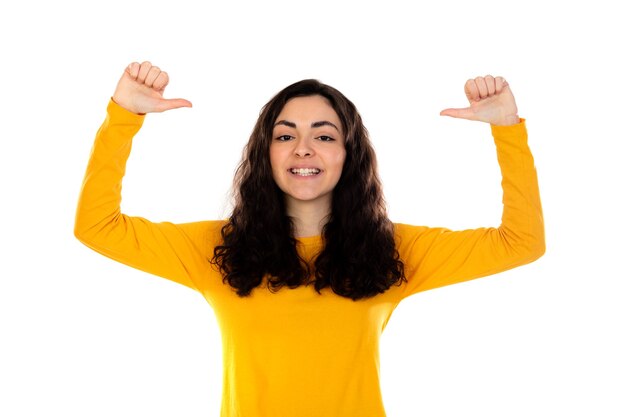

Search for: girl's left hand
xmin=440 ymin=75 xmax=520 ymax=126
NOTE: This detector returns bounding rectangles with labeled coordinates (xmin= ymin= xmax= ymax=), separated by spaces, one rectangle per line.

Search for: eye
xmin=275 ymin=135 xmax=294 ymax=141
xmin=317 ymin=135 xmax=335 ymax=142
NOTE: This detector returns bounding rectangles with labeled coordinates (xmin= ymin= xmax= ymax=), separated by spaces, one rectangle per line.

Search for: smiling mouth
xmin=289 ymin=168 xmax=321 ymax=176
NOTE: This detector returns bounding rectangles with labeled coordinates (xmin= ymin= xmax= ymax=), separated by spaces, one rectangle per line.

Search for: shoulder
xmin=392 ymin=222 xmax=454 ymax=258
xmin=393 ymin=223 xmax=429 ymax=253
xmin=393 ymin=222 xmax=430 ymax=241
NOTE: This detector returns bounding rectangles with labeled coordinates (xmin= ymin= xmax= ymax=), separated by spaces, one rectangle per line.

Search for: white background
xmin=1 ymin=1 xmax=624 ymax=416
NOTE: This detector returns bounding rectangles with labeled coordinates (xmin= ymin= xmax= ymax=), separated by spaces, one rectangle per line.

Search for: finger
xmin=144 ymin=66 xmax=162 ymax=88
xmin=440 ymin=107 xmax=475 ymax=120
xmin=484 ymin=75 xmax=496 ymax=96
xmin=152 ymin=71 xmax=170 ymax=91
xmin=155 ymin=98 xmax=193 ymax=112
xmin=475 ymin=76 xmax=489 ymax=99
xmin=495 ymin=76 xmax=506 ymax=94
xmin=464 ymin=79 xmax=480 ymax=102
xmin=126 ymin=62 xmax=140 ymax=80
xmin=137 ymin=61 xmax=153 ymax=83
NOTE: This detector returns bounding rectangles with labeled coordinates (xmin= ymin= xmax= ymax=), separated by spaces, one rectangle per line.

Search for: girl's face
xmin=270 ymin=95 xmax=346 ymax=212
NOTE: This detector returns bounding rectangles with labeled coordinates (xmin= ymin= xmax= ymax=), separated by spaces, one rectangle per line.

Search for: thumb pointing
xmin=157 ymin=98 xmax=193 ymax=112
xmin=440 ymin=107 xmax=474 ymax=120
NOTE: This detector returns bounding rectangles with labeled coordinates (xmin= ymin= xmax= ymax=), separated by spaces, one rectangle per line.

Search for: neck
xmin=285 ymin=198 xmax=331 ymax=238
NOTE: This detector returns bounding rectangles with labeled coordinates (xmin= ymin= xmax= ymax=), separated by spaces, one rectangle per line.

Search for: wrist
xmin=111 ymin=94 xmax=144 ymax=116
xmin=107 ymin=98 xmax=146 ymax=125
xmin=492 ymin=114 xmax=520 ymax=126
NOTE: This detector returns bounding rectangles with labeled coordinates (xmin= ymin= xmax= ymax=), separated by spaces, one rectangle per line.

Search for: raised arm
xmin=74 ymin=62 xmax=219 ymax=292
xmin=395 ymin=76 xmax=545 ymax=299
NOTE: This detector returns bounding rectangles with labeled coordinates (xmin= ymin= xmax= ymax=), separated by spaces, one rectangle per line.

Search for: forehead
xmin=275 ymin=95 xmax=341 ymax=126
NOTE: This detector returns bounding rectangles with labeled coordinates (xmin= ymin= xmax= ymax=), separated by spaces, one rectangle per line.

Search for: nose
xmin=294 ymin=137 xmax=314 ymax=158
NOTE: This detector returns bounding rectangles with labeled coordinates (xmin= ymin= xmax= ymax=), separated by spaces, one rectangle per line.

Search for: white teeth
xmin=290 ymin=168 xmax=320 ymax=176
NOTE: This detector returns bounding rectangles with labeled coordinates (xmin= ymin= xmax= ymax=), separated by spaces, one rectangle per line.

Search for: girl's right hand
xmin=112 ymin=61 xmax=192 ymax=115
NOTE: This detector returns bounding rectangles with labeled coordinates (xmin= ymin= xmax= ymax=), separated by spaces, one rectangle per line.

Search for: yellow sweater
xmin=75 ymin=100 xmax=545 ymax=417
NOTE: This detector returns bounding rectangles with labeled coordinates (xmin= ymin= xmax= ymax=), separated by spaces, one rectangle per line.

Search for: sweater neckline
xmin=296 ymin=235 xmax=323 ymax=246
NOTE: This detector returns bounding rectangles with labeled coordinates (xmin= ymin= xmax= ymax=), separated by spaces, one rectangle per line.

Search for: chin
xmin=286 ymin=192 xmax=331 ymax=205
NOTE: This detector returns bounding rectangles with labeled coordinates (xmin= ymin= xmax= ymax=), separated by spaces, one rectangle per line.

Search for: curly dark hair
xmin=211 ymin=79 xmax=405 ymax=300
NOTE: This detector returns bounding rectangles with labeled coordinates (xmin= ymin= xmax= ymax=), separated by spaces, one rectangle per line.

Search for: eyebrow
xmin=274 ymin=120 xmax=340 ymax=133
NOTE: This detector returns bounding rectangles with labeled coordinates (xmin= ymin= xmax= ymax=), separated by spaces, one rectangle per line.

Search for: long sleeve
xmin=394 ymin=119 xmax=545 ymax=300
xmin=74 ymin=99 xmax=222 ymax=292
